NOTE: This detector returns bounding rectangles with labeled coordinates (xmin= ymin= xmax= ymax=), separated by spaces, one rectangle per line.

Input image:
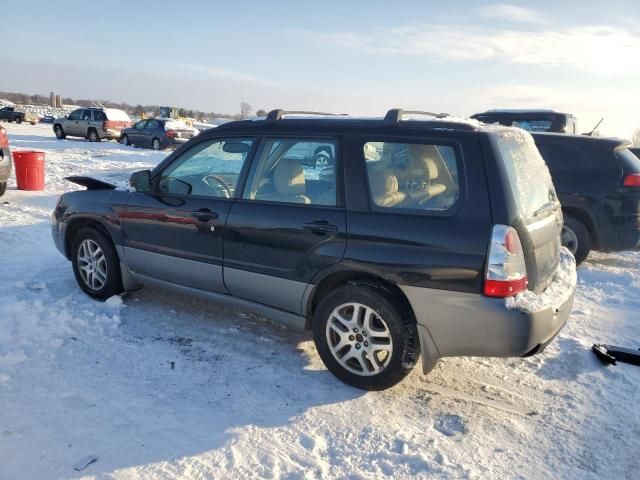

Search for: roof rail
xmin=265 ymin=109 xmax=347 ymax=124
xmin=384 ymin=108 xmax=449 ymax=125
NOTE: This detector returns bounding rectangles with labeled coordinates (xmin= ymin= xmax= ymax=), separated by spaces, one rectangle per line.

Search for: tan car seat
xmin=257 ymin=158 xmax=311 ymax=204
xmin=397 ymin=144 xmax=448 ymax=204
xmin=369 ymin=170 xmax=405 ymax=207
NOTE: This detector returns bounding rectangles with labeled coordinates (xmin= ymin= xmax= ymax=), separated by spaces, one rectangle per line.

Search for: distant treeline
xmin=0 ymin=90 xmax=247 ymax=121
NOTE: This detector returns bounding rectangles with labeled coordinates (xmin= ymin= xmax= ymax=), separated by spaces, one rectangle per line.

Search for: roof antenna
xmin=586 ymin=118 xmax=604 ymax=136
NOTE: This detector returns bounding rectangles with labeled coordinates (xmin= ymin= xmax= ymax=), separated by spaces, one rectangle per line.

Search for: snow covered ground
xmin=0 ymin=123 xmax=638 ymax=479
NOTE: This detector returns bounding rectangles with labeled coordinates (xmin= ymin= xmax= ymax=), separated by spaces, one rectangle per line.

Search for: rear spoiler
xmin=65 ymin=176 xmax=117 ymax=190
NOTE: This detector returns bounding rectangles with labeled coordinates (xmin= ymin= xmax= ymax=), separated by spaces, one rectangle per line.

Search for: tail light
xmin=165 ymin=129 xmax=176 ymax=138
xmin=623 ymin=173 xmax=640 ymax=187
xmin=484 ymin=225 xmax=528 ymax=297
xmin=0 ymin=126 xmax=7 ymax=148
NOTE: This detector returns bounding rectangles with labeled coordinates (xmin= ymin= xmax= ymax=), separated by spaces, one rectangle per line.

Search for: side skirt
xmin=129 ymin=272 xmax=308 ymax=331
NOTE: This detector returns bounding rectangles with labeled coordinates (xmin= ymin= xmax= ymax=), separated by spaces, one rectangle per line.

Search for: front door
xmin=224 ymin=137 xmax=346 ymax=314
xmin=120 ymin=136 xmax=256 ymax=292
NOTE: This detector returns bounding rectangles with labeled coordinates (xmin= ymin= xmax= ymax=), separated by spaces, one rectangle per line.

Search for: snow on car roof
xmin=103 ymin=108 xmax=131 ymax=121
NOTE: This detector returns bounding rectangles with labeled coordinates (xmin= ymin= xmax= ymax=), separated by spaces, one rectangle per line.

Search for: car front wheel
xmin=151 ymin=138 xmax=161 ymax=150
xmin=121 ymin=134 xmax=130 ymax=146
xmin=71 ymin=227 xmax=123 ymax=300
xmin=54 ymin=125 xmax=66 ymax=139
xmin=313 ymin=283 xmax=419 ymax=390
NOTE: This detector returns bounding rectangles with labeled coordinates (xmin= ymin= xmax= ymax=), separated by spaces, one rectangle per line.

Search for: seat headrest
xmin=370 ymin=171 xmax=399 ymax=195
xmin=273 ymin=158 xmax=306 ymax=195
xmin=407 ymin=144 xmax=440 ymax=180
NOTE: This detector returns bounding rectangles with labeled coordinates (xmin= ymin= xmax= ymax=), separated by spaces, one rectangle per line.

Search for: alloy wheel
xmin=325 ymin=302 xmax=393 ymax=376
xmin=561 ymin=225 xmax=579 ymax=255
xmin=77 ymin=239 xmax=108 ymax=291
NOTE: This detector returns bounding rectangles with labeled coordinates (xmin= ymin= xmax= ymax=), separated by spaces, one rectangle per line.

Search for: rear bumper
xmin=103 ymin=128 xmax=124 ymax=140
xmin=0 ymin=146 xmax=11 ymax=182
xmin=401 ymin=251 xmax=575 ymax=373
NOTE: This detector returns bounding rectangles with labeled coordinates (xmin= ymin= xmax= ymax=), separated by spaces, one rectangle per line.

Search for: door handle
xmin=303 ymin=221 xmax=338 ymax=235
xmin=191 ymin=208 xmax=218 ymax=222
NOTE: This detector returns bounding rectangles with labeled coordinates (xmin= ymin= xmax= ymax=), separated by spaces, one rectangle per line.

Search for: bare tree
xmin=632 ymin=128 xmax=640 ymax=146
xmin=240 ymin=102 xmax=253 ymax=119
xmin=255 ymin=109 xmax=267 ymax=117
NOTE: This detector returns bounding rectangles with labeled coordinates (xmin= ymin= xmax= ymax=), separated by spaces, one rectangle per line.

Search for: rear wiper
xmin=532 ymin=202 xmax=559 ymax=218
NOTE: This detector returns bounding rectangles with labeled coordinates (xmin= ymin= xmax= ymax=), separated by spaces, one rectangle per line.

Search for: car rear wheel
xmin=313 ymin=283 xmax=419 ymax=390
xmin=562 ymin=215 xmax=591 ymax=265
xmin=71 ymin=227 xmax=123 ymax=301
xmin=54 ymin=125 xmax=66 ymax=139
xmin=151 ymin=138 xmax=161 ymax=150
xmin=88 ymin=129 xmax=100 ymax=142
xmin=121 ymin=134 xmax=130 ymax=146
xmin=0 ymin=182 xmax=6 ymax=197
xmin=15 ymin=117 xmax=22 ymax=124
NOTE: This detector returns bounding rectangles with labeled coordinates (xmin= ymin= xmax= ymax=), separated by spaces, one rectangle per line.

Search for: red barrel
xmin=13 ymin=150 xmax=45 ymax=191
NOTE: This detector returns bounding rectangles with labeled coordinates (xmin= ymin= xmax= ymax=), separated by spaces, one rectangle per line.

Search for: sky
xmin=3 ymin=0 xmax=640 ymax=137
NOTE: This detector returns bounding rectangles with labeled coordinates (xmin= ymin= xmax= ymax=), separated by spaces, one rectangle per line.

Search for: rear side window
xmin=81 ymin=110 xmax=92 ymax=121
xmin=492 ymin=130 xmax=558 ymax=220
xmin=243 ymin=139 xmax=337 ymax=206
xmin=363 ymin=141 xmax=460 ymax=212
xmin=93 ymin=110 xmax=106 ymax=121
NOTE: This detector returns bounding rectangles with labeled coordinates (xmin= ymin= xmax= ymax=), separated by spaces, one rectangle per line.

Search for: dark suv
xmin=532 ymin=133 xmax=640 ymax=264
xmin=51 ymin=109 xmax=575 ymax=390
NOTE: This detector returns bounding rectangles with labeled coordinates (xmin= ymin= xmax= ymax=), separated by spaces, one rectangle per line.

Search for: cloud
xmin=478 ymin=4 xmax=544 ymax=23
xmin=173 ymin=63 xmax=277 ymax=87
xmin=298 ymin=25 xmax=640 ymax=75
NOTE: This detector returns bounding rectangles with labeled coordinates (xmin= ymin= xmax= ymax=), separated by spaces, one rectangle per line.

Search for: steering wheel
xmin=202 ymin=175 xmax=232 ymax=198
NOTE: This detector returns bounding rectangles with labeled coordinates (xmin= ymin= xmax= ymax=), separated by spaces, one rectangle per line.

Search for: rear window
xmin=492 ymin=130 xmax=558 ymax=220
xmin=103 ymin=108 xmax=131 ymax=122
xmin=616 ymin=147 xmax=640 ymax=174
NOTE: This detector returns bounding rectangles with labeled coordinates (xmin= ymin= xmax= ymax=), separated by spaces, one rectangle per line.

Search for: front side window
xmin=243 ymin=139 xmax=337 ymax=206
xmin=364 ymin=141 xmax=460 ymax=212
xmin=68 ymin=109 xmax=82 ymax=121
xmin=158 ymin=138 xmax=254 ymax=198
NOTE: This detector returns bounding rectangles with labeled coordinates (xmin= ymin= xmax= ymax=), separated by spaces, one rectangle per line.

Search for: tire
xmin=88 ymin=129 xmax=101 ymax=142
xmin=313 ymin=282 xmax=419 ymax=390
xmin=121 ymin=134 xmax=130 ymax=146
xmin=71 ymin=227 xmax=123 ymax=301
xmin=151 ymin=138 xmax=161 ymax=151
xmin=15 ymin=116 xmax=22 ymax=124
xmin=54 ymin=124 xmax=66 ymax=139
xmin=0 ymin=182 xmax=6 ymax=197
xmin=562 ymin=215 xmax=591 ymax=265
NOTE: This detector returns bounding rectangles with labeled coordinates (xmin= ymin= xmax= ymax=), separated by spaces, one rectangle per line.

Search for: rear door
xmin=143 ymin=119 xmax=160 ymax=148
xmin=490 ymin=130 xmax=562 ymax=292
xmin=120 ymin=136 xmax=255 ymax=292
xmin=223 ymin=137 xmax=346 ymax=314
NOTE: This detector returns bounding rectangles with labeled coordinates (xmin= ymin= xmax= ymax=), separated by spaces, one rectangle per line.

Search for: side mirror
xmin=130 ymin=170 xmax=151 ymax=193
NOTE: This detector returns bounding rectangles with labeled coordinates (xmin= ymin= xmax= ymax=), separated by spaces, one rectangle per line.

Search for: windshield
xmin=492 ymin=130 xmax=558 ymax=221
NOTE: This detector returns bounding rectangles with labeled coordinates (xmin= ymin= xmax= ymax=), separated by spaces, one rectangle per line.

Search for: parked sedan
xmin=120 ymin=119 xmax=198 ymax=150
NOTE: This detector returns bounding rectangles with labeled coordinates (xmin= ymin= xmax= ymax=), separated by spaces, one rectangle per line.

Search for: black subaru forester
xmin=52 ymin=109 xmax=576 ymax=390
